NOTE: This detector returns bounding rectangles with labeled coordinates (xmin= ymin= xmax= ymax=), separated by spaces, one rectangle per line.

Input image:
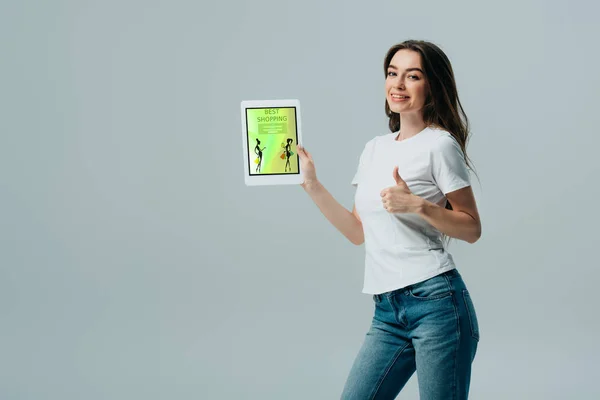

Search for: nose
xmin=394 ymin=77 xmax=405 ymax=89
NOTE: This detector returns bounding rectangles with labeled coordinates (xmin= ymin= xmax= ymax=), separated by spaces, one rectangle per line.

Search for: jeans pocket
xmin=462 ymin=290 xmax=480 ymax=341
xmin=408 ymin=275 xmax=452 ymax=300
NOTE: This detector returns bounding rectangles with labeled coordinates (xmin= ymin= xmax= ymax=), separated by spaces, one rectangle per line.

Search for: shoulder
xmin=354 ymin=133 xmax=393 ymax=163
xmin=427 ymin=126 xmax=454 ymax=141
xmin=428 ymin=127 xmax=463 ymax=153
xmin=364 ymin=132 xmax=395 ymax=149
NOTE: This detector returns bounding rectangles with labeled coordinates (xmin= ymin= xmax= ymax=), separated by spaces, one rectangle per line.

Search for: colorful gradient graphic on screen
xmin=246 ymin=107 xmax=299 ymax=175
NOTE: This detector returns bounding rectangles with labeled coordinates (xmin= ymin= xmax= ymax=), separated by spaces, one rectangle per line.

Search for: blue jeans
xmin=340 ymin=269 xmax=480 ymax=400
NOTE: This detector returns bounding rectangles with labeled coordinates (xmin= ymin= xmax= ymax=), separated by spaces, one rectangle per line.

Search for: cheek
xmin=411 ymin=84 xmax=427 ymax=103
xmin=384 ymin=79 xmax=392 ymax=93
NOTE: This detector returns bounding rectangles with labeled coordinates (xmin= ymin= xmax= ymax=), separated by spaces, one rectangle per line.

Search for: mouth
xmin=390 ymin=94 xmax=410 ymax=102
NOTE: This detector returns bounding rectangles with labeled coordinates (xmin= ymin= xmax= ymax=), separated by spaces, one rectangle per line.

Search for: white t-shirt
xmin=352 ymin=126 xmax=471 ymax=295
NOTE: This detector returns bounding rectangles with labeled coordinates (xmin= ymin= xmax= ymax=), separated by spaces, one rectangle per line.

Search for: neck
xmin=396 ymin=112 xmax=427 ymax=141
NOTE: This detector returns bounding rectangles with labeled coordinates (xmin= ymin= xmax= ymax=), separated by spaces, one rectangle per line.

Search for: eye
xmin=409 ymin=75 xmax=420 ymax=80
xmin=387 ymin=71 xmax=397 ymax=77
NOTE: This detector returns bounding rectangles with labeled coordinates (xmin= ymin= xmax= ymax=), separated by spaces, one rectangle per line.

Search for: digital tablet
xmin=240 ymin=99 xmax=304 ymax=186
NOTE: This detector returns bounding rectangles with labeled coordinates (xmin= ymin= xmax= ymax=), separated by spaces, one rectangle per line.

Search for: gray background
xmin=2 ymin=0 xmax=599 ymax=399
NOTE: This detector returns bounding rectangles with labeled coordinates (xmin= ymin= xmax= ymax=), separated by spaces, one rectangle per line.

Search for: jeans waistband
xmin=373 ymin=269 xmax=459 ymax=302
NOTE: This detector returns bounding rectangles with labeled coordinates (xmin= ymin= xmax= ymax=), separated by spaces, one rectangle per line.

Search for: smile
xmin=391 ymin=94 xmax=410 ymax=101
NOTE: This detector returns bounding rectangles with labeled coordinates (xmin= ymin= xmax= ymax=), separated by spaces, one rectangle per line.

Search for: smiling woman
xmin=381 ymin=42 xmax=480 ymax=244
xmin=385 ymin=54 xmax=428 ymax=118
xmin=296 ymin=39 xmax=482 ymax=400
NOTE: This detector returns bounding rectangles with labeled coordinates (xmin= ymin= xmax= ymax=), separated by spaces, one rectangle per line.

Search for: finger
xmin=301 ymin=147 xmax=313 ymax=160
xmin=297 ymin=146 xmax=308 ymax=159
xmin=393 ymin=166 xmax=403 ymax=185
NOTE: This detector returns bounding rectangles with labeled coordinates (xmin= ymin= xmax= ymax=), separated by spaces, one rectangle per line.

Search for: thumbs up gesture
xmin=380 ymin=166 xmax=422 ymax=214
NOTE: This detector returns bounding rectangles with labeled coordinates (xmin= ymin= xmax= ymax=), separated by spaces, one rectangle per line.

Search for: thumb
xmin=298 ymin=145 xmax=311 ymax=160
xmin=393 ymin=166 xmax=403 ymax=185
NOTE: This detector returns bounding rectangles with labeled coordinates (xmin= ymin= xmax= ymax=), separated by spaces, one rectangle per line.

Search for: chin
xmin=388 ymin=104 xmax=408 ymax=114
xmin=389 ymin=103 xmax=423 ymax=115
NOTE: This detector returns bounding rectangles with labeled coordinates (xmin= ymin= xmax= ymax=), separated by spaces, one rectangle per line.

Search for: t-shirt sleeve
xmin=430 ymin=135 xmax=471 ymax=194
xmin=351 ymin=140 xmax=374 ymax=187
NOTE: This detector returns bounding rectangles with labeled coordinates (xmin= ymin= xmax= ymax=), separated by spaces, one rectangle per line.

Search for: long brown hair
xmin=384 ymin=40 xmax=479 ymax=244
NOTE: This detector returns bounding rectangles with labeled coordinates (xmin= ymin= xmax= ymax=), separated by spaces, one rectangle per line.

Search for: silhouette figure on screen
xmin=282 ymin=138 xmax=294 ymax=172
xmin=254 ymin=138 xmax=266 ymax=173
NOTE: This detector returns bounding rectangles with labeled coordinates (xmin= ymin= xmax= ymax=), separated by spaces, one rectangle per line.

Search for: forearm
xmin=417 ymin=198 xmax=481 ymax=244
xmin=303 ymin=180 xmax=364 ymax=245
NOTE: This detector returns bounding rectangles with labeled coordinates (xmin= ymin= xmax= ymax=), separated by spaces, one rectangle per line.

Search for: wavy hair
xmin=384 ymin=40 xmax=479 ymax=245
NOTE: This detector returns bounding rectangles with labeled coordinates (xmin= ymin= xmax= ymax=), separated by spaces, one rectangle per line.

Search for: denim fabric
xmin=340 ymin=269 xmax=479 ymax=400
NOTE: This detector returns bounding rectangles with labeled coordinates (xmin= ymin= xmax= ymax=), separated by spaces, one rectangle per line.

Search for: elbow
xmin=349 ymin=219 xmax=364 ymax=245
xmin=467 ymin=236 xmax=479 ymax=244
xmin=467 ymin=225 xmax=482 ymax=244
xmin=352 ymin=237 xmax=365 ymax=246
xmin=349 ymin=232 xmax=365 ymax=246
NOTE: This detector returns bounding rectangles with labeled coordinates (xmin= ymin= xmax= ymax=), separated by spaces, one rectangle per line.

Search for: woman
xmin=254 ymin=138 xmax=266 ymax=173
xmin=297 ymin=40 xmax=482 ymax=399
xmin=284 ymin=138 xmax=293 ymax=172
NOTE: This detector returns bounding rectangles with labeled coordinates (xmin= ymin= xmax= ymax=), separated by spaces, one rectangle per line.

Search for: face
xmin=385 ymin=49 xmax=428 ymax=115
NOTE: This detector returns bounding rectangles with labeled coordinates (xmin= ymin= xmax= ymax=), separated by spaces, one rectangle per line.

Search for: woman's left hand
xmin=380 ymin=166 xmax=423 ymax=214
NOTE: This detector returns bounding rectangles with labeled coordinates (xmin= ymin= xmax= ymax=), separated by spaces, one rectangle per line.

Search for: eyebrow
xmin=388 ymin=65 xmax=424 ymax=73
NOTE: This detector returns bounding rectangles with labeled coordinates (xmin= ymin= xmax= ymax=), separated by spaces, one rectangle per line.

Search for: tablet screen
xmin=245 ymin=107 xmax=299 ymax=176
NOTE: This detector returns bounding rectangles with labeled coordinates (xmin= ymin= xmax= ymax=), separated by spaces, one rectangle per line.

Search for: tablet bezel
xmin=240 ymin=99 xmax=304 ymax=186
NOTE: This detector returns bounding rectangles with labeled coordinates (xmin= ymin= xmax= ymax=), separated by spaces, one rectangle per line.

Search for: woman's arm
xmin=303 ymin=180 xmax=364 ymax=245
xmin=416 ymin=186 xmax=481 ymax=243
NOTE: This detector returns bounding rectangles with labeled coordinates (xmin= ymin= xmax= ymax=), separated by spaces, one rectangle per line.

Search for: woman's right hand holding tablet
xmin=297 ymin=145 xmax=318 ymax=189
